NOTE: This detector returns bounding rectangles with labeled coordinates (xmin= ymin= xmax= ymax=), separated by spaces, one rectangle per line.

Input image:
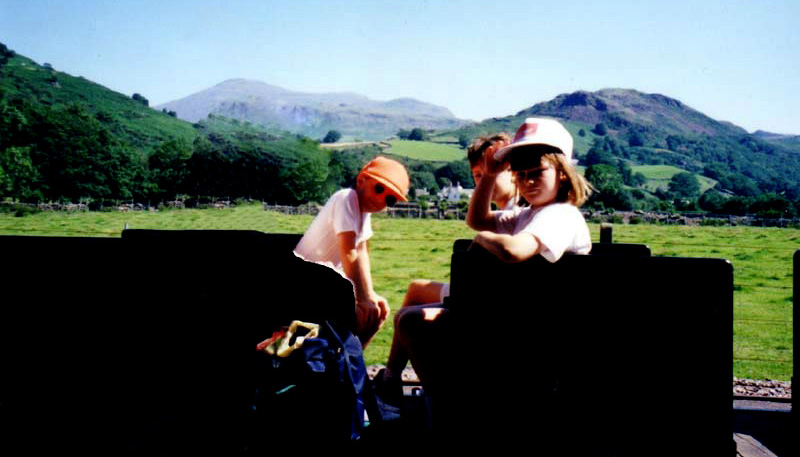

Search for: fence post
xmin=600 ymin=223 xmax=613 ymax=243
xmin=794 ymin=250 xmax=798 ymax=391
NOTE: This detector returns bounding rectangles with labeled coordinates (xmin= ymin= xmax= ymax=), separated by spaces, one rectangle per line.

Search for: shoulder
xmin=323 ymin=188 xmax=359 ymax=209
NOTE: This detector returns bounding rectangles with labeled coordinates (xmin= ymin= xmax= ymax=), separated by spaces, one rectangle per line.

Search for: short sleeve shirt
xmin=494 ymin=203 xmax=591 ymax=263
xmin=293 ymin=188 xmax=373 ymax=272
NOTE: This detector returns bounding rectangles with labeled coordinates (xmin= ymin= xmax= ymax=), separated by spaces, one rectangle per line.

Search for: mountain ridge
xmin=155 ymin=79 xmax=465 ymax=141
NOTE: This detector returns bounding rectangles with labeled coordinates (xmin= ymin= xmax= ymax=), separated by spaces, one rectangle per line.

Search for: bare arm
xmin=466 ymin=140 xmax=510 ymax=232
xmin=337 ymin=232 xmax=390 ymax=326
xmin=466 ymin=173 xmax=498 ymax=232
xmin=472 ymin=230 xmax=541 ymax=263
xmin=337 ymin=231 xmax=373 ymax=303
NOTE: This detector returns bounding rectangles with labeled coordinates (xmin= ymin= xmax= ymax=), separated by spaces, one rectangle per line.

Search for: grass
xmin=1 ymin=202 xmax=794 ymax=380
xmin=385 ymin=139 xmax=466 ymax=162
xmin=632 ymin=164 xmax=718 ymax=193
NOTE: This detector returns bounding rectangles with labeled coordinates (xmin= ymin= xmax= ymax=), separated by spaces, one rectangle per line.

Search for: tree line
xmin=0 ymin=91 xmax=475 ymax=208
xmin=578 ymin=136 xmax=799 ymax=217
xmin=1 ymin=74 xmax=797 ymax=218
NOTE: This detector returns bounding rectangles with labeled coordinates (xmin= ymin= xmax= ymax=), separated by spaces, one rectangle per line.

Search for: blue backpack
xmin=251 ymin=320 xmax=368 ymax=450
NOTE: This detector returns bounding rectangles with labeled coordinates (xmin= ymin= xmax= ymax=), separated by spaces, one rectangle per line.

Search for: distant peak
xmin=210 ymin=78 xmax=290 ymax=93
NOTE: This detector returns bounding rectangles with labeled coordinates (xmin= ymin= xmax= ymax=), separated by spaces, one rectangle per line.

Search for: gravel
xmin=733 ymin=377 xmax=792 ymax=399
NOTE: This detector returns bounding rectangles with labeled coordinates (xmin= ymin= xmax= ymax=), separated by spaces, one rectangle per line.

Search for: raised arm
xmin=466 ymin=140 xmax=510 ymax=231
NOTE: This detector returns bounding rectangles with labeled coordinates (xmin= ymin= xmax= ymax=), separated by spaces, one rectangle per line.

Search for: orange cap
xmin=359 ymin=156 xmax=409 ymax=201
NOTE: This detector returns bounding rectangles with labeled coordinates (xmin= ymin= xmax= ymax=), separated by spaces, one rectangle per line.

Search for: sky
xmin=2 ymin=0 xmax=798 ymax=134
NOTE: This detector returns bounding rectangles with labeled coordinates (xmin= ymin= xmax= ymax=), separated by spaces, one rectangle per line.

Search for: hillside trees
xmin=584 ymin=164 xmax=633 ymax=210
xmin=398 ymin=127 xmax=428 ymax=141
xmin=322 ymin=129 xmax=341 ymax=143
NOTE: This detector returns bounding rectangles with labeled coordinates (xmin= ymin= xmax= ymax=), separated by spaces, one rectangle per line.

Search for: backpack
xmin=250 ymin=320 xmax=368 ymax=452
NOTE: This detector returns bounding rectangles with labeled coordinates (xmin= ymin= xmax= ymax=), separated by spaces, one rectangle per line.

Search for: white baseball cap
xmin=494 ymin=117 xmax=574 ymax=164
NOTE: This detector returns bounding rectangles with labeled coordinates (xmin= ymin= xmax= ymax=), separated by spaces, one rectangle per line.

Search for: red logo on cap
xmin=514 ymin=122 xmax=538 ymax=143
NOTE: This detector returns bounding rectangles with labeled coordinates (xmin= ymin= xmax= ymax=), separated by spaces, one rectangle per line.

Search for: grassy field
xmin=632 ymin=164 xmax=717 ymax=193
xmin=385 ymin=139 xmax=466 ymax=162
xmin=1 ymin=202 xmax=794 ymax=380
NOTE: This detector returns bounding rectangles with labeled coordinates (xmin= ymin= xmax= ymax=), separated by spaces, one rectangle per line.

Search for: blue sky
xmin=2 ymin=0 xmax=798 ymax=134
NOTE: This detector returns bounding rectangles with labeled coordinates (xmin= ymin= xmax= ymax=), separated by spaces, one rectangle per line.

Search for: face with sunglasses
xmin=357 ymin=176 xmax=400 ymax=212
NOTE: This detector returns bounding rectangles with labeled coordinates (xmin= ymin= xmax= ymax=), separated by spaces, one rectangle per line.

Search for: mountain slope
xmin=446 ymin=88 xmax=800 ymax=198
xmin=519 ymin=88 xmax=747 ymax=137
xmin=0 ymin=52 xmax=197 ymax=150
xmin=155 ymin=79 xmax=467 ymax=141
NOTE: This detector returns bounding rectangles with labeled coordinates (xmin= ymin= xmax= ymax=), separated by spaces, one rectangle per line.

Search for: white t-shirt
xmin=494 ymin=203 xmax=591 ymax=263
xmin=293 ymin=188 xmax=373 ymax=272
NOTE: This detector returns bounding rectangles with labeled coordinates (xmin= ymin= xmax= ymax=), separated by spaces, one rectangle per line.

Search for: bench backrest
xmin=440 ymin=246 xmax=732 ymax=454
xmin=452 ymin=237 xmax=652 ymax=256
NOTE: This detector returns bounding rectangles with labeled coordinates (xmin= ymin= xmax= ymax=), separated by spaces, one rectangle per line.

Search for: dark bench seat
xmin=426 ymin=243 xmax=733 ymax=455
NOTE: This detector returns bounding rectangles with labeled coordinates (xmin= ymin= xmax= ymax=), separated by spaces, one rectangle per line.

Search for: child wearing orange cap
xmin=294 ymin=156 xmax=410 ymax=348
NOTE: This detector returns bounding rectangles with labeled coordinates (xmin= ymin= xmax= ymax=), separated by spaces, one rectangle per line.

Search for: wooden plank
xmin=734 ymin=433 xmax=778 ymax=457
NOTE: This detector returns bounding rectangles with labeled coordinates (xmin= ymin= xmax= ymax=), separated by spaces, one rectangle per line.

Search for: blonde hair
xmin=512 ymin=150 xmax=592 ymax=207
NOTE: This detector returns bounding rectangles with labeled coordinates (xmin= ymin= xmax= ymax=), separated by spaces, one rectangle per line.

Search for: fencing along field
xmin=1 ymin=202 xmax=794 ymax=381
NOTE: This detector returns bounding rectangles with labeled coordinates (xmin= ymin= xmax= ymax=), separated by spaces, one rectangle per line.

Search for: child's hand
xmin=484 ymin=140 xmax=510 ymax=176
xmin=355 ymin=294 xmax=390 ymax=333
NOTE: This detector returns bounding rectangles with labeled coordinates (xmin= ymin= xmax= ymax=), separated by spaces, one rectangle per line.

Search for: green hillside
xmin=0 ymin=51 xmax=197 ymax=150
xmin=438 ymin=89 xmax=800 ymax=215
xmin=632 ymin=165 xmax=717 ymax=193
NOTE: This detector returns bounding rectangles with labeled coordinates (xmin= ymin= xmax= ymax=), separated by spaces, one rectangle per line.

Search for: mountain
xmin=155 ymin=79 xmax=467 ymax=141
xmin=518 ymin=88 xmax=748 ymax=137
xmin=446 ymin=88 xmax=800 ymax=198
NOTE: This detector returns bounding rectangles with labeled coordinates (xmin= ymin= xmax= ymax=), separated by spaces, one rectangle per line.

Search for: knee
xmin=393 ymin=306 xmax=418 ymax=331
xmin=405 ymin=279 xmax=428 ymax=300
xmin=404 ymin=279 xmax=442 ymax=307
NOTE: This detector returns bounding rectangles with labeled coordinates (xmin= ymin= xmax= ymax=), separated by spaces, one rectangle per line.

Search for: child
xmin=371 ymin=133 xmax=521 ymax=420
xmin=371 ymin=118 xmax=592 ymax=418
xmin=402 ymin=133 xmax=517 ymax=308
xmin=467 ymin=117 xmax=592 ymax=262
xmin=294 ymin=156 xmax=409 ymax=348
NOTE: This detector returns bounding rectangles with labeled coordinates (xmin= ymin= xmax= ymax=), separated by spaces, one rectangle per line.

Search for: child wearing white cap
xmin=369 ymin=121 xmax=592 ymax=422
xmin=467 ymin=117 xmax=592 ymax=262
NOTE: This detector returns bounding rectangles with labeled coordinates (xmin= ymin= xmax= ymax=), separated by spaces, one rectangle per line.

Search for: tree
xmin=0 ymin=146 xmax=42 ymax=201
xmin=584 ymin=164 xmax=632 ymax=210
xmin=148 ymin=139 xmax=193 ymax=201
xmin=322 ymin=130 xmax=342 ymax=143
xmin=628 ymin=131 xmax=645 ymax=147
xmin=668 ymin=172 xmax=701 ymax=199
xmin=29 ymin=103 xmax=139 ymax=201
xmin=592 ymin=123 xmax=607 ymax=136
xmin=435 ymin=160 xmax=473 ymax=188
xmin=0 ymin=42 xmax=15 ymax=69
xmin=458 ymin=133 xmax=470 ymax=149
xmin=131 ymin=93 xmax=149 ymax=106
xmin=584 ymin=139 xmax=615 ymax=166
xmin=699 ymin=189 xmax=727 ymax=213
xmin=412 ymin=171 xmax=438 ymax=194
xmin=408 ymin=127 xmax=426 ymax=141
